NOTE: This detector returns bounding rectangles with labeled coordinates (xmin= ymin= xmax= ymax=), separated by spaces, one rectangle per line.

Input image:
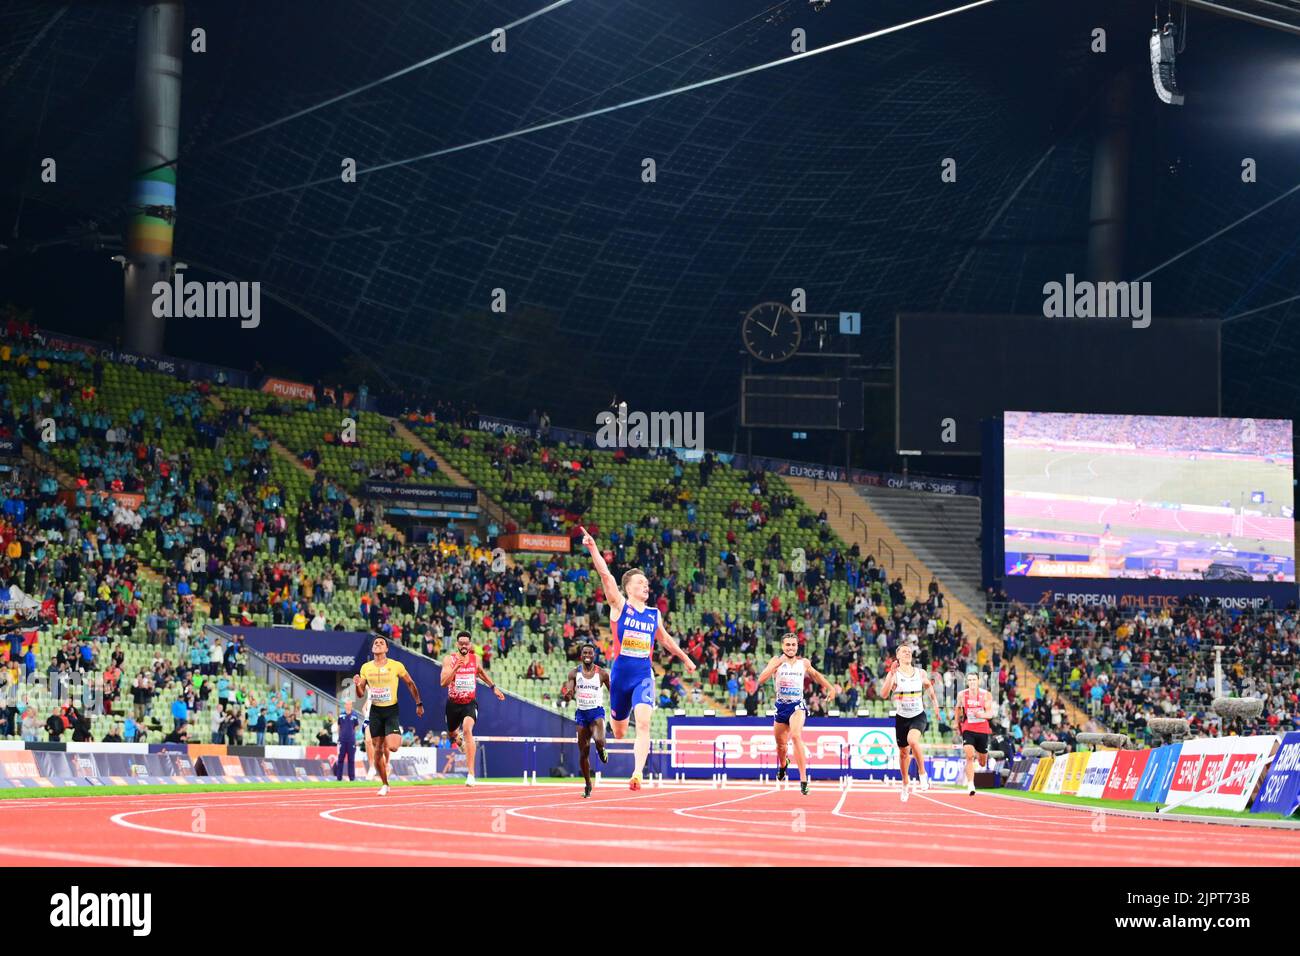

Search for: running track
xmin=2 ymin=783 xmax=1298 ymax=866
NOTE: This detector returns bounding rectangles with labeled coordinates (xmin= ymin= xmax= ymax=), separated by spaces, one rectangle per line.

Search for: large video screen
xmin=1003 ymin=412 xmax=1295 ymax=583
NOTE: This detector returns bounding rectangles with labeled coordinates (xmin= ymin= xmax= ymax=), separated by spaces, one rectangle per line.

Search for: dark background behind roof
xmin=2 ymin=0 xmax=1300 ymax=473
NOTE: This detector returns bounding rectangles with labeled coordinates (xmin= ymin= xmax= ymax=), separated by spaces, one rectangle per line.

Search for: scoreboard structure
xmin=740 ymin=375 xmax=864 ymax=431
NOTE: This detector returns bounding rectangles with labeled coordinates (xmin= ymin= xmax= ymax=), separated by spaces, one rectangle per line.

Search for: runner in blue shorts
xmin=580 ymin=526 xmax=696 ymax=790
xmin=755 ymin=634 xmax=838 ymax=795
xmin=563 ymin=642 xmax=610 ymax=798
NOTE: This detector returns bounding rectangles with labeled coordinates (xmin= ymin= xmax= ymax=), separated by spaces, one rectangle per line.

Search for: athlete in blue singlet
xmin=580 ymin=526 xmax=695 ymax=790
xmin=754 ymin=633 xmax=837 ymax=795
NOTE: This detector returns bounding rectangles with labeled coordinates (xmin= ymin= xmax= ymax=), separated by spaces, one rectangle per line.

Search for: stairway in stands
xmin=857 ymin=485 xmax=985 ymax=618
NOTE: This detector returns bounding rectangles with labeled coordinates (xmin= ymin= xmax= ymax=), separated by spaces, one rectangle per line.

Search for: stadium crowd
xmin=987 ymin=590 xmax=1300 ymax=741
xmin=0 ymin=321 xmax=1219 ymax=758
xmin=1004 ymin=410 xmax=1292 ymax=456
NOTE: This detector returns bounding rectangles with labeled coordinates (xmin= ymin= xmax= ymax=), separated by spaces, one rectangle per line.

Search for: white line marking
xmin=108 ymin=805 xmax=608 ymax=866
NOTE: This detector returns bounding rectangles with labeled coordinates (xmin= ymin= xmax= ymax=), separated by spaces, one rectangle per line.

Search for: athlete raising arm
xmin=580 ymin=526 xmax=695 ymax=790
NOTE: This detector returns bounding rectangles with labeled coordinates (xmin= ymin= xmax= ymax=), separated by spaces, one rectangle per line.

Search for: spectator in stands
xmin=170 ymin=696 xmax=187 ymax=734
xmin=20 ymin=705 xmax=37 ymax=743
xmin=251 ymin=702 xmax=266 ymax=746
xmin=45 ymin=707 xmax=66 ymax=742
xmin=743 ymin=673 xmax=758 ymax=716
xmin=225 ymin=706 xmax=243 ymax=746
xmin=103 ymin=723 xmax=123 ymax=743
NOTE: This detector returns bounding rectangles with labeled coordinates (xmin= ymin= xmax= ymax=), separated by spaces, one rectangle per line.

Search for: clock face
xmin=742 ymin=302 xmax=801 ymax=363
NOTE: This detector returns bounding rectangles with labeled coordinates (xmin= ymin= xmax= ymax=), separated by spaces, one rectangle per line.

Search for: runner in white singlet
xmin=754 ymin=634 xmax=837 ymax=795
xmin=563 ymin=642 xmax=610 ymax=798
xmin=879 ymin=643 xmax=941 ymax=803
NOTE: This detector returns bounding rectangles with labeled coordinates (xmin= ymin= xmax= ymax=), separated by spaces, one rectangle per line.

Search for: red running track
xmin=2 ymin=783 xmax=1299 ymax=867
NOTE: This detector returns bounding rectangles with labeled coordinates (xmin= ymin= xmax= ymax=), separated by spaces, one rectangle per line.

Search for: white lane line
xmin=108 ymin=805 xmax=606 ymax=866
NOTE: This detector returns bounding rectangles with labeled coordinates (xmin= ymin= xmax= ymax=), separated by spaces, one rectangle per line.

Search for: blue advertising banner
xmin=384 ymin=507 xmax=478 ymax=519
xmin=1134 ymin=744 xmax=1182 ymax=803
xmin=225 ymin=628 xmax=370 ymax=671
xmin=363 ymin=482 xmax=476 ymax=504
xmin=1006 ymin=756 xmax=1038 ymax=790
xmin=1251 ymin=731 xmax=1300 ymax=816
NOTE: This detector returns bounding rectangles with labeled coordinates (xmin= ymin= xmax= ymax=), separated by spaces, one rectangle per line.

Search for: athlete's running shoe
xmin=377 ymin=784 xmax=389 ymax=796
xmin=584 ymin=781 xmax=593 ymax=798
xmin=597 ymin=746 xmax=607 ymax=764
xmin=900 ymin=786 xmax=910 ymax=803
xmin=629 ymin=773 xmax=642 ymax=791
xmin=465 ymin=774 xmax=476 ymax=787
xmin=968 ymin=782 xmax=977 ymax=796
xmin=800 ymin=780 xmax=809 ymax=796
xmin=777 ymin=760 xmax=788 ymax=782
xmin=919 ymin=775 xmax=931 ymax=792
xmin=366 ymin=766 xmax=377 ymax=781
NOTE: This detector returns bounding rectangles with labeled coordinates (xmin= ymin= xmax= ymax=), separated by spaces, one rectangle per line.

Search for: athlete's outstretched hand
xmin=578 ymin=526 xmax=595 ymax=551
xmin=682 ymin=658 xmax=697 ymax=674
xmin=493 ymin=686 xmax=506 ymax=701
xmin=416 ymin=702 xmax=425 ymax=718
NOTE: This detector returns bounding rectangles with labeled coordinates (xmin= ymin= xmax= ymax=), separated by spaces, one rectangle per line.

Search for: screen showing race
xmin=1003 ymin=412 xmax=1295 ymax=583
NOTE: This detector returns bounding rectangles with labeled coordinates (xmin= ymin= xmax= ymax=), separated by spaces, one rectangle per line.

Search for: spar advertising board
xmin=1162 ymin=736 xmax=1280 ymax=811
xmin=665 ymin=717 xmax=964 ymax=781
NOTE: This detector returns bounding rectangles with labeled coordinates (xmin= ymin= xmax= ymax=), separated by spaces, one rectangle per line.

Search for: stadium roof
xmin=3 ymin=0 xmax=1300 ymax=459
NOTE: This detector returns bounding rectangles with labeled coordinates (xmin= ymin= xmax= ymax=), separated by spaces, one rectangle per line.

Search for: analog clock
xmin=742 ymin=302 xmax=801 ymax=363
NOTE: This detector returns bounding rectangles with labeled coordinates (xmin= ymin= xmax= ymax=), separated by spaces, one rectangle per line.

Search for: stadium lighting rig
xmin=1150 ymin=19 xmax=1186 ymax=105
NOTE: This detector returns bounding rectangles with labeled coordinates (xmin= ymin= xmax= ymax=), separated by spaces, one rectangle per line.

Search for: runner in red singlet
xmin=440 ymin=630 xmax=505 ymax=787
xmin=953 ymin=672 xmax=993 ymax=796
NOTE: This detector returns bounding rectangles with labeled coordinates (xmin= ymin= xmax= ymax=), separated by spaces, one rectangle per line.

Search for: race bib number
xmin=620 ymin=634 xmax=651 ymax=657
xmin=454 ymin=673 xmax=475 ymax=694
xmin=370 ymin=686 xmax=393 ymax=704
